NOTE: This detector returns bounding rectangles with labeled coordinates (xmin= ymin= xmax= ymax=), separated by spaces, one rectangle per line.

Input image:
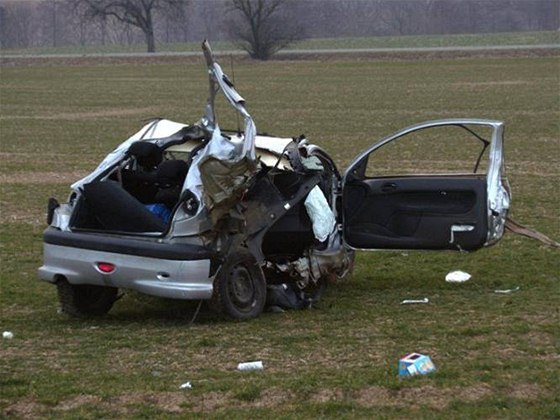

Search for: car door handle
xmin=157 ymin=272 xmax=170 ymax=281
xmin=381 ymin=183 xmax=397 ymax=193
xmin=449 ymin=224 xmax=475 ymax=244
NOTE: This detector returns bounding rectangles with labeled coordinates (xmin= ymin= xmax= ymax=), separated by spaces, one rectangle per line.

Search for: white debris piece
xmin=400 ymin=298 xmax=429 ymax=305
xmin=445 ymin=270 xmax=472 ymax=283
xmin=3 ymin=331 xmax=14 ymax=339
xmin=494 ymin=286 xmax=520 ymax=294
xmin=237 ymin=361 xmax=264 ymax=371
xmin=304 ymin=185 xmax=336 ymax=242
xmin=179 ymin=381 xmax=193 ymax=389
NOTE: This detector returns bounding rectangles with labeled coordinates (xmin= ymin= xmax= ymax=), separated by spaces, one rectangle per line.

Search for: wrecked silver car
xmin=38 ymin=41 xmax=510 ymax=319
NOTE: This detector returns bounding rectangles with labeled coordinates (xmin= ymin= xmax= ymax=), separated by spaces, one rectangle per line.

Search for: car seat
xmin=154 ymin=160 xmax=189 ymax=209
xmin=121 ymin=142 xmax=163 ymax=203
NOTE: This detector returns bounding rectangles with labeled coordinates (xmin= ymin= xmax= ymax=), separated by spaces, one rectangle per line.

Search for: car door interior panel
xmin=344 ymin=176 xmax=488 ymax=250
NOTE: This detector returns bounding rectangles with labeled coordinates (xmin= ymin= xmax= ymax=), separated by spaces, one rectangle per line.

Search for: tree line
xmin=1 ymin=0 xmax=558 ymax=60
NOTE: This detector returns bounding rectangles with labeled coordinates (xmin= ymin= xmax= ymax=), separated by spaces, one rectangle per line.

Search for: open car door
xmin=342 ymin=119 xmax=510 ymax=251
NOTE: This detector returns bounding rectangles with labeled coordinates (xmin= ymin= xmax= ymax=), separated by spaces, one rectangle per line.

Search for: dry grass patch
xmin=356 ymin=384 xmax=493 ymax=409
xmin=0 ymin=383 xmax=532 ymax=417
xmin=55 ymin=394 xmax=102 ymax=411
xmin=0 ymin=171 xmax=88 ymax=184
xmin=107 ymin=392 xmax=187 ymax=414
xmin=507 ymin=383 xmax=544 ymax=401
xmin=453 ymin=80 xmax=533 ymax=87
xmin=0 ymin=107 xmax=157 ymax=121
xmin=0 ymin=200 xmax=45 ymax=225
xmin=3 ymin=397 xmax=46 ymax=419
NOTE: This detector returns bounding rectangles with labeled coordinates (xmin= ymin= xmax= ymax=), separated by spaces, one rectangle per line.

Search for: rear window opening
xmin=70 ymin=141 xmax=194 ymax=235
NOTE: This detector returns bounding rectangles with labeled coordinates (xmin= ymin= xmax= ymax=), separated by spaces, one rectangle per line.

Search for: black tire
xmin=211 ymin=250 xmax=266 ymax=320
xmin=56 ymin=278 xmax=118 ymax=317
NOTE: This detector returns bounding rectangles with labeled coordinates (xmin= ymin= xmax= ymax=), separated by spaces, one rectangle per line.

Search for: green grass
xmin=1 ymin=52 xmax=559 ymax=418
xmin=1 ymin=30 xmax=558 ymax=55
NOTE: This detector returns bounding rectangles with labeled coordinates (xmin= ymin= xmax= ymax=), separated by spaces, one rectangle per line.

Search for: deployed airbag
xmin=304 ymin=185 xmax=336 ymax=242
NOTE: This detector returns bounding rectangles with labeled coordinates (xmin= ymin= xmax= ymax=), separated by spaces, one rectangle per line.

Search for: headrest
xmin=157 ymin=160 xmax=189 ymax=186
xmin=127 ymin=142 xmax=162 ymax=169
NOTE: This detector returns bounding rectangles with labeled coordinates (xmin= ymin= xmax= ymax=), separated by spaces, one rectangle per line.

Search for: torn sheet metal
xmin=184 ymin=125 xmax=257 ymax=224
xmin=276 ymin=257 xmax=311 ymax=281
xmin=182 ymin=42 xmax=259 ymax=224
xmin=184 ymin=126 xmax=256 ymax=223
xmin=199 ymin=156 xmax=257 ymax=224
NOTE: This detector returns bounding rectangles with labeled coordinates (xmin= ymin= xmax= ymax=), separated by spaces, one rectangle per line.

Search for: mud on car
xmin=39 ymin=41 xmax=510 ymax=320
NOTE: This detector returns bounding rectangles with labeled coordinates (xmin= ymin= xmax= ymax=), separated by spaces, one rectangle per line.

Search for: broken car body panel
xmin=342 ymin=119 xmax=510 ymax=251
xmin=39 ymin=42 xmax=509 ymax=320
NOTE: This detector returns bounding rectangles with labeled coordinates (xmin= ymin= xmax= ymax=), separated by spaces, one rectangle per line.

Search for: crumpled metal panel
xmin=199 ymin=155 xmax=258 ymax=225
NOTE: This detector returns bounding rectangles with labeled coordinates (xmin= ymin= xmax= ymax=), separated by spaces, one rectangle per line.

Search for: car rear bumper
xmin=39 ymin=229 xmax=215 ymax=300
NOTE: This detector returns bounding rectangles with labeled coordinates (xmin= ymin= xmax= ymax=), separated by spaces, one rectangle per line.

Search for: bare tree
xmin=228 ymin=0 xmax=305 ymax=60
xmin=0 ymin=2 xmax=35 ymax=49
xmin=71 ymin=0 xmax=187 ymax=52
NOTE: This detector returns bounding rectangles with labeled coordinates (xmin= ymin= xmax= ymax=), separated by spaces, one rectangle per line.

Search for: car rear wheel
xmin=56 ymin=278 xmax=118 ymax=317
xmin=211 ymin=250 xmax=266 ymax=320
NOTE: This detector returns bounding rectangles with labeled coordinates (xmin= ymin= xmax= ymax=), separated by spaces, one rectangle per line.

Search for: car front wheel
xmin=211 ymin=250 xmax=266 ymax=320
xmin=56 ymin=278 xmax=118 ymax=317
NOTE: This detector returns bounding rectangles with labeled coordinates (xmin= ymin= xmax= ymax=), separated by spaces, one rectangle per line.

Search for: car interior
xmin=70 ymin=137 xmax=335 ymax=260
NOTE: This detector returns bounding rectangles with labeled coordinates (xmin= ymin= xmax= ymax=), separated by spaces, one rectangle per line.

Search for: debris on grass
xmin=445 ymin=270 xmax=472 ymax=283
xmin=237 ymin=361 xmax=264 ymax=371
xmin=400 ymin=298 xmax=429 ymax=305
xmin=3 ymin=331 xmax=14 ymax=339
xmin=494 ymin=286 xmax=520 ymax=294
xmin=398 ymin=353 xmax=436 ymax=377
xmin=179 ymin=381 xmax=192 ymax=390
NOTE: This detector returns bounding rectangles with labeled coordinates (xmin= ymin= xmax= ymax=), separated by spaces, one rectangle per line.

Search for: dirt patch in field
xmin=507 ymin=383 xmax=544 ymax=400
xmin=451 ymin=80 xmax=534 ymax=89
xmin=0 ymin=171 xmax=88 ymax=184
xmin=1 ymin=107 xmax=157 ymax=121
xmin=3 ymin=397 xmax=46 ymax=418
xmin=4 ymin=382 xmax=544 ymax=417
xmin=356 ymin=383 xmax=493 ymax=409
xmin=523 ymin=331 xmax=556 ymax=347
xmin=2 ymin=48 xmax=557 ymax=68
xmin=55 ymin=395 xmax=102 ymax=411
xmin=108 ymin=392 xmax=187 ymax=414
xmin=311 ymin=388 xmax=347 ymax=404
xmin=453 ymin=80 xmax=532 ymax=87
xmin=253 ymin=388 xmax=295 ymax=408
xmin=355 ymin=386 xmax=397 ymax=407
xmin=195 ymin=391 xmax=231 ymax=412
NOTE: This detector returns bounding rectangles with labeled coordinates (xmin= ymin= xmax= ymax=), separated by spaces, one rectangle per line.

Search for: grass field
xmin=1 ymin=30 xmax=558 ymax=56
xmin=1 ymin=51 xmax=559 ymax=418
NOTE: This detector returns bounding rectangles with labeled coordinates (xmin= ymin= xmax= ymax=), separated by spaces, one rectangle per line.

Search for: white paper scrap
xmin=494 ymin=286 xmax=520 ymax=294
xmin=237 ymin=361 xmax=264 ymax=371
xmin=445 ymin=270 xmax=472 ymax=283
xmin=400 ymin=298 xmax=429 ymax=305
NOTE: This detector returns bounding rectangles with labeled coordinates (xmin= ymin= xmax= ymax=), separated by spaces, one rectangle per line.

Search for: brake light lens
xmin=97 ymin=262 xmax=115 ymax=274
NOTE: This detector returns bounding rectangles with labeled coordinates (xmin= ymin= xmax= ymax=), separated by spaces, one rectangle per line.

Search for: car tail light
xmin=96 ymin=262 xmax=115 ymax=274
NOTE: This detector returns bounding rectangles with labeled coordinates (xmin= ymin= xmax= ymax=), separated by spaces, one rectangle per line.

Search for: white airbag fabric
xmin=304 ymin=186 xmax=336 ymax=242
